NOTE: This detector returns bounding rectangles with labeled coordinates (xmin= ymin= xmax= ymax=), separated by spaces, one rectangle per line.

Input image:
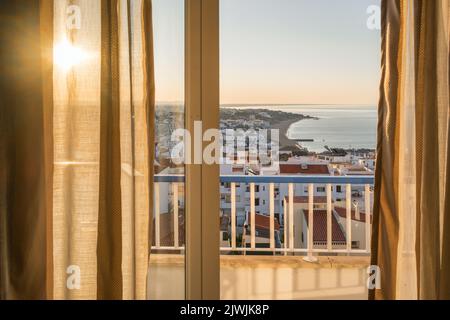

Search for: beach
xmin=229 ymin=105 xmax=377 ymax=153
xmin=271 ymin=119 xmax=301 ymax=148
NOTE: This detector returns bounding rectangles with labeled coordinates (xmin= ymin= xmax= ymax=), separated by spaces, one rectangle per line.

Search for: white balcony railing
xmin=153 ymin=175 xmax=374 ymax=257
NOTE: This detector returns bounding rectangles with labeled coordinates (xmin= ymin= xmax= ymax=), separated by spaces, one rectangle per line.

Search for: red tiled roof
xmin=280 ymin=164 xmax=330 ymax=175
xmin=334 ymin=207 xmax=372 ymax=223
xmin=220 ymin=215 xmax=230 ymax=231
xmin=284 ymin=196 xmax=331 ymax=204
xmin=303 ymin=210 xmax=346 ymax=244
xmin=152 ymin=212 xmax=185 ymax=247
xmin=246 ymin=213 xmax=280 ymax=231
xmin=155 ymin=157 xmax=185 ymax=174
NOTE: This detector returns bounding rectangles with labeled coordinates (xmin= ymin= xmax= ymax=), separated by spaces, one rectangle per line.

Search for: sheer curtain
xmin=0 ymin=0 xmax=154 ymax=300
xmin=372 ymin=0 xmax=449 ymax=300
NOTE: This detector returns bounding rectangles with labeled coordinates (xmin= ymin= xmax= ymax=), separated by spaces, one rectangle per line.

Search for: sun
xmin=53 ymin=39 xmax=89 ymax=70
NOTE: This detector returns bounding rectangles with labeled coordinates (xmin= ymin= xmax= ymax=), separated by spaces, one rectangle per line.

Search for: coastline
xmin=220 ymin=108 xmax=314 ymax=150
xmin=271 ymin=119 xmax=301 ymax=149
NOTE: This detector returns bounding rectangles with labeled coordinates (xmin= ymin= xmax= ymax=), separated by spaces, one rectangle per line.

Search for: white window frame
xmin=185 ymin=0 xmax=220 ymax=300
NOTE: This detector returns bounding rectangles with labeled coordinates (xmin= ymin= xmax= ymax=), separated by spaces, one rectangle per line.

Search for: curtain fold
xmin=370 ymin=0 xmax=402 ymax=300
xmin=0 ymin=0 xmax=154 ymax=300
xmin=372 ymin=0 xmax=449 ymax=300
xmin=97 ymin=0 xmax=123 ymax=300
xmin=0 ymin=0 xmax=53 ymax=300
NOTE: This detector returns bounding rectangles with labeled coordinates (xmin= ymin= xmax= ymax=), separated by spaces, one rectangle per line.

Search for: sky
xmin=153 ymin=0 xmax=381 ymax=106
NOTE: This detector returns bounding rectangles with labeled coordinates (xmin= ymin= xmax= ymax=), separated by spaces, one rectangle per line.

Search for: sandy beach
xmin=271 ymin=119 xmax=300 ymax=149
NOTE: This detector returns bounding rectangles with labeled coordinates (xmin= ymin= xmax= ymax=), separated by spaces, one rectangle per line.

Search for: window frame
xmin=184 ymin=0 xmax=220 ymax=300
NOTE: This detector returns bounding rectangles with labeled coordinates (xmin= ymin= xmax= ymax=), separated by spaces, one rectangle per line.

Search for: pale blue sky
xmin=153 ymin=0 xmax=381 ymax=105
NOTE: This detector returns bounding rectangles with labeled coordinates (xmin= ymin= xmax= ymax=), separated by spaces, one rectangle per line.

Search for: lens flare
xmin=54 ymin=39 xmax=88 ymax=70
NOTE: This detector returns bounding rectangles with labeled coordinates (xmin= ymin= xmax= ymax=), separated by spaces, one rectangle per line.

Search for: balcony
xmin=149 ymin=175 xmax=374 ymax=300
xmin=151 ymin=174 xmax=374 ymax=299
xmin=152 ymin=175 xmax=374 ymax=260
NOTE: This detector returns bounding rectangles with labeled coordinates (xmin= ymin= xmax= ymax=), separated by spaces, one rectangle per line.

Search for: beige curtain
xmin=0 ymin=0 xmax=154 ymax=300
xmin=372 ymin=0 xmax=449 ymax=300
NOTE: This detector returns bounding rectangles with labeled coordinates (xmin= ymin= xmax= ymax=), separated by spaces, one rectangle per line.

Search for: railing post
xmin=288 ymin=183 xmax=294 ymax=253
xmin=304 ymin=184 xmax=318 ymax=262
xmin=250 ymin=183 xmax=256 ymax=250
xmin=155 ymin=182 xmax=161 ymax=249
xmin=173 ymin=182 xmax=179 ymax=249
xmin=326 ymin=184 xmax=332 ymax=252
xmin=365 ymin=184 xmax=371 ymax=252
xmin=242 ymin=223 xmax=247 ymax=255
xmin=346 ymin=184 xmax=352 ymax=253
xmin=231 ymin=182 xmax=237 ymax=250
xmin=283 ymin=197 xmax=287 ymax=256
xmin=269 ymin=183 xmax=275 ymax=252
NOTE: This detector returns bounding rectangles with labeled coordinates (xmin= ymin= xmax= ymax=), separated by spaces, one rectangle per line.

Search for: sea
xmin=237 ymin=105 xmax=377 ymax=153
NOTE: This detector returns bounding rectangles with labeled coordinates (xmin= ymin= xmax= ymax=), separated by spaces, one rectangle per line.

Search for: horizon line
xmin=156 ymin=101 xmax=377 ymax=107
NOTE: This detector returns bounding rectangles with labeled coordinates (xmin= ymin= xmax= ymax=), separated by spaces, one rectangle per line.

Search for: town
xmin=154 ymin=106 xmax=375 ymax=254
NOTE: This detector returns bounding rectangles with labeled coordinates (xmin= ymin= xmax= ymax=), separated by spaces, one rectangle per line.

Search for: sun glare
xmin=54 ymin=39 xmax=89 ymax=70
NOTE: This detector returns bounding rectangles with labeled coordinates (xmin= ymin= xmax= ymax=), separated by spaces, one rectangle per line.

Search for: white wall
xmin=148 ymin=255 xmax=370 ymax=300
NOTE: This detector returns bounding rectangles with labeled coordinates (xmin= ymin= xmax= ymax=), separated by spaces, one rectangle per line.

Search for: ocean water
xmin=241 ymin=105 xmax=377 ymax=153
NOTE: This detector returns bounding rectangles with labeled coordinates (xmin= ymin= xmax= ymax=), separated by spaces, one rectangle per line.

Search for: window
xmin=352 ymin=241 xmax=360 ymax=249
xmin=151 ymin=0 xmax=185 ymax=300
xmin=219 ymin=0 xmax=380 ymax=300
xmin=0 ymin=0 xmax=385 ymax=301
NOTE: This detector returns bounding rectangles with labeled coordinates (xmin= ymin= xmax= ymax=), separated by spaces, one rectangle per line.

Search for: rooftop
xmin=220 ymin=215 xmax=230 ymax=231
xmin=246 ymin=212 xmax=281 ymax=231
xmin=303 ymin=209 xmax=346 ymax=244
xmin=334 ymin=207 xmax=372 ymax=223
xmin=152 ymin=212 xmax=185 ymax=248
